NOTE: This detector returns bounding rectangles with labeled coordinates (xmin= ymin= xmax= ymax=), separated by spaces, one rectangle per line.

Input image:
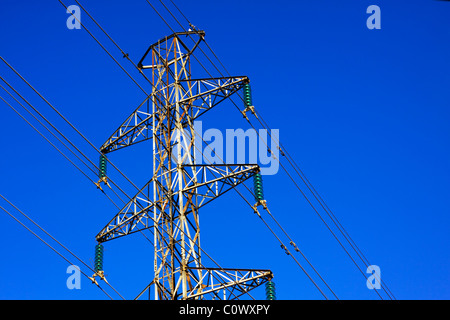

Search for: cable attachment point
xmin=251 ymin=197 xmax=268 ymax=217
xmin=88 ymin=275 xmax=99 ymax=286
xmin=266 ymin=147 xmax=277 ymax=159
xmin=241 ymin=82 xmax=258 ymax=121
xmin=95 ymin=176 xmax=111 ymax=191
xmin=188 ymin=23 xmax=198 ymax=31
xmin=252 ymin=171 xmax=268 ymax=213
xmin=278 ymin=146 xmax=285 ymax=157
xmin=289 ymin=240 xmax=300 ymax=253
xmin=89 ymin=270 xmax=107 ymax=287
xmin=251 ymin=204 xmax=262 ymax=217
xmin=252 ymin=199 xmax=268 ymax=216
xmin=280 ymin=244 xmax=290 ymax=255
xmin=96 ymin=154 xmax=111 ymax=190
xmin=241 ymin=105 xmax=257 ymax=122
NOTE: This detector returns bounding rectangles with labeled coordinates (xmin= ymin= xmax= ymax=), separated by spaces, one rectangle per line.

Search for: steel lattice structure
xmin=95 ymin=30 xmax=273 ymax=300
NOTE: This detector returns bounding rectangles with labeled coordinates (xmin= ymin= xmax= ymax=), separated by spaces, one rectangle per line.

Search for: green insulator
xmin=243 ymin=83 xmax=253 ymax=107
xmin=99 ymin=154 xmax=107 ymax=178
xmin=266 ymin=293 xmax=276 ymax=300
xmin=265 ymin=281 xmax=276 ymax=300
xmin=94 ymin=244 xmax=104 ymax=272
xmin=253 ymin=173 xmax=264 ymax=201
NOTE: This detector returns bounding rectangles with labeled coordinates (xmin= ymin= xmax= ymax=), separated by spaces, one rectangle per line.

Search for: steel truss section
xmin=135 ymin=268 xmax=273 ymax=300
xmin=185 ymin=267 xmax=273 ymax=300
xmin=96 ymin=164 xmax=259 ymax=243
xmin=100 ymin=76 xmax=249 ymax=154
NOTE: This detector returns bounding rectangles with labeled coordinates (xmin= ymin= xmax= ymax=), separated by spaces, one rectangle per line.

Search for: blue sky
xmin=0 ymin=0 xmax=449 ymax=300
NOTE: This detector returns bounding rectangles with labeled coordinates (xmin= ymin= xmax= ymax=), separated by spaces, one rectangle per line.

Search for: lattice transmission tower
xmin=92 ymin=29 xmax=273 ymax=300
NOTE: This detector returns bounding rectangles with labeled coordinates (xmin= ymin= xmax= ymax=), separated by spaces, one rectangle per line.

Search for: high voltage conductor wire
xmin=68 ymin=0 xmax=379 ymax=300
xmin=55 ymin=1 xmax=172 ymax=196
xmin=242 ymin=92 xmax=392 ymax=298
xmin=0 ymin=85 xmax=234 ymax=300
xmin=183 ymin=134 xmax=329 ymax=299
xmin=126 ymin=0 xmax=338 ymax=300
xmin=180 ymin=111 xmax=337 ymax=299
xmin=144 ymin=0 xmax=338 ymax=300
xmin=256 ymin=120 xmax=396 ymax=299
xmin=160 ymin=0 xmax=392 ymax=298
xmin=1 ymin=68 xmax=159 ymax=256
xmin=1 ymin=3 xmax=243 ymax=301
xmin=245 ymin=117 xmax=384 ymax=299
xmin=0 ymin=93 xmax=95 ymax=187
xmin=0 ymin=202 xmax=117 ymax=300
xmin=59 ymin=0 xmax=148 ymax=96
xmin=230 ymin=186 xmax=330 ymax=300
xmin=0 ymin=47 xmax=255 ymax=301
xmin=0 ymin=91 xmax=123 ymax=212
xmin=53 ymin=0 xmax=335 ymax=300
xmin=54 ymin=2 xmax=250 ymax=290
xmin=0 ymin=72 xmax=131 ymax=210
xmin=66 ymin=0 xmax=340 ymax=300
xmin=196 ymin=130 xmax=338 ymax=300
xmin=1 ymin=78 xmax=251 ymax=300
xmin=0 ymin=57 xmax=146 ymax=208
xmin=71 ymin=0 xmax=154 ymax=87
xmin=208 ymin=19 xmax=395 ymax=298
xmin=0 ymin=81 xmax=123 ymax=207
xmin=1 ymin=78 xmax=151 ymax=240
xmin=240 ymin=107 xmax=388 ymax=298
xmin=0 ymin=194 xmax=125 ymax=299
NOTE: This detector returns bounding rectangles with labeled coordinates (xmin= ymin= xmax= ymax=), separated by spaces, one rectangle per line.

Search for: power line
xmin=46 ymin=4 xmax=249 ymax=298
xmin=0 ymin=93 xmax=97 ymax=188
xmin=0 ymin=73 xmax=132 ymax=210
xmin=181 ymin=119 xmax=335 ymax=299
xmin=66 ymin=0 xmax=338 ymax=300
xmin=2 ymin=68 xmax=161 ymax=254
xmin=4 ymin=0 xmax=390 ymax=299
xmin=149 ymin=0 xmax=340 ymax=299
xmin=61 ymin=0 xmax=387 ymax=299
xmin=192 ymin=121 xmax=338 ymax=299
xmin=71 ymin=0 xmax=154 ymax=87
xmin=1 ymin=1 xmax=256 ymax=301
xmin=0 ymin=193 xmax=126 ymax=298
xmin=231 ymin=186 xmax=330 ymax=300
xmin=67 ymin=2 xmax=274 ymax=298
xmin=154 ymin=0 xmax=393 ymax=299
xmin=0 ymin=201 xmax=116 ymax=299
xmin=263 ymin=205 xmax=339 ymax=299
xmin=143 ymin=0 xmax=342 ymax=300
xmin=250 ymin=105 xmax=393 ymax=298
xmin=0 ymin=57 xmax=150 ymax=210
xmin=2 ymin=85 xmax=247 ymax=299
xmin=59 ymin=0 xmax=149 ymax=96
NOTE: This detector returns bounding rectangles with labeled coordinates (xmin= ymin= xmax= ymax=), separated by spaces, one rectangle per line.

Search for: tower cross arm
xmin=96 ymin=178 xmax=157 ymax=243
xmin=177 ymin=76 xmax=249 ymax=120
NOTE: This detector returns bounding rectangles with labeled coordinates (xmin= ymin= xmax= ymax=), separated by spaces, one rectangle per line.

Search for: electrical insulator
xmin=99 ymin=154 xmax=107 ymax=179
xmin=94 ymin=243 xmax=104 ymax=272
xmin=265 ymin=280 xmax=276 ymax=300
xmin=253 ymin=172 xmax=264 ymax=202
xmin=243 ymin=83 xmax=253 ymax=107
